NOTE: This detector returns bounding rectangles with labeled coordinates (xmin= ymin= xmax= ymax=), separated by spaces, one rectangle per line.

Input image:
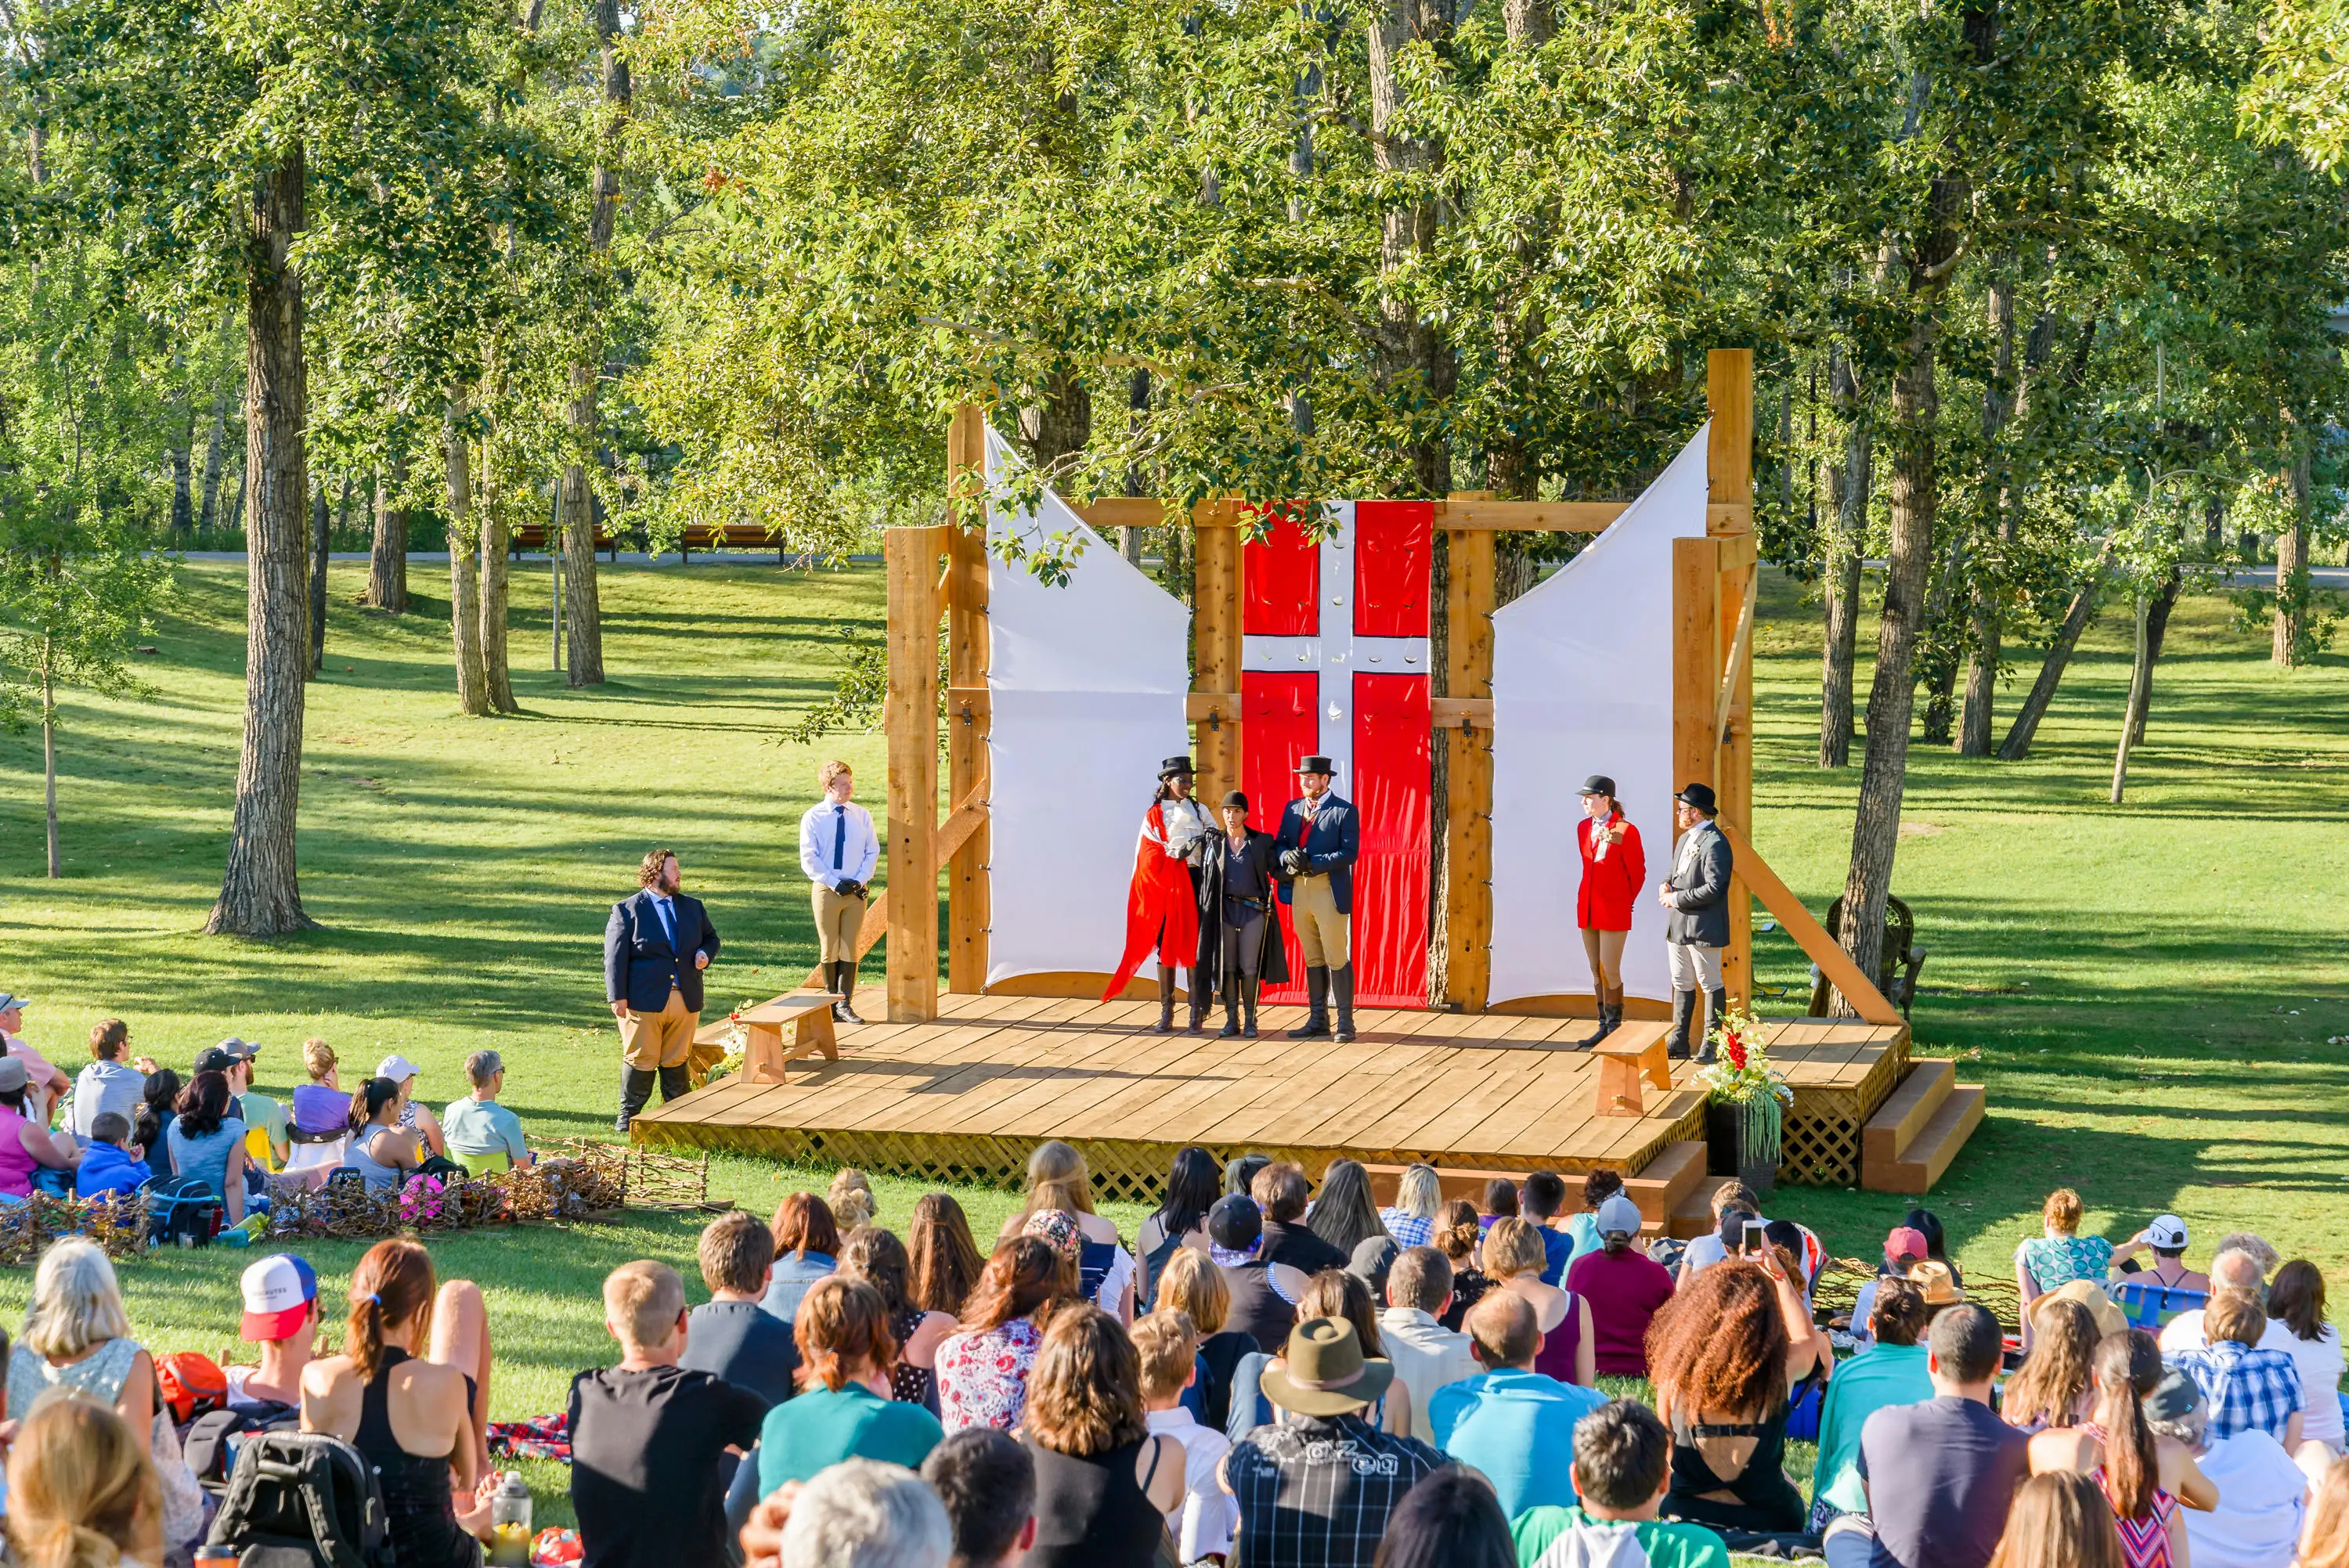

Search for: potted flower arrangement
xmin=1698 ymin=1003 xmax=1791 ymax=1191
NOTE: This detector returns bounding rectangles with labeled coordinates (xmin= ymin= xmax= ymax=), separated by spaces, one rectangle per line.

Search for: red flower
xmin=1726 ymin=1033 xmax=1748 ymax=1069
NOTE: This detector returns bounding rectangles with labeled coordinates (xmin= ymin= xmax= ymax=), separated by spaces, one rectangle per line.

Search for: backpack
xmin=157 ymin=1351 xmax=229 ymax=1425
xmin=148 ymin=1171 xmax=226 ymax=1247
xmin=182 ymin=1402 xmax=301 ymax=1496
xmin=207 ymin=1430 xmax=395 ymax=1568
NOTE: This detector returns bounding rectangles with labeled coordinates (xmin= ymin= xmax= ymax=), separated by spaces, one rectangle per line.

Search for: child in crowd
xmin=828 ymin=1167 xmax=878 ymax=1230
xmin=1135 ymin=1310 xmax=1236 ymax=1566
xmin=1510 ymin=1398 xmax=1732 ymax=1567
xmin=73 ymin=1112 xmax=151 ymax=1199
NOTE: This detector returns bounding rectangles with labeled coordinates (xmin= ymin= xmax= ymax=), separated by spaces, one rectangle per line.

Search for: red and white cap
xmin=240 ymin=1254 xmax=319 ymax=1341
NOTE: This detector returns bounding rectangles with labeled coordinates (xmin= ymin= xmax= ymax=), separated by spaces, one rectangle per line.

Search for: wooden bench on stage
xmin=1593 ymin=1022 xmax=1674 ymax=1116
xmin=692 ymin=992 xmax=843 ymax=1084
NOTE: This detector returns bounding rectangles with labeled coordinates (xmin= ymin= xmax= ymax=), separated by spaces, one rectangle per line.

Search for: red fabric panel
xmin=1242 ymin=503 xmax=1319 ymax=637
xmin=1351 ymin=670 xmax=1431 ymax=1007
xmin=1353 ymin=501 xmax=1434 ymax=637
xmin=1241 ymin=671 xmax=1317 ymax=1003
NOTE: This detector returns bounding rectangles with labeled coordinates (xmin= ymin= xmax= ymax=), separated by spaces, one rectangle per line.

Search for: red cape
xmin=1103 ymin=801 xmax=1202 ymax=1000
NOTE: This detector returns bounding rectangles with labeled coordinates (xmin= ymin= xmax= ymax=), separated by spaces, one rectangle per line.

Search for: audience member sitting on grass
xmin=4 ymin=1392 xmax=165 ymax=1568
xmin=1307 ymin=1158 xmax=1391 ymax=1260
xmin=74 ymin=1112 xmax=149 ymax=1200
xmin=763 ymin=1191 xmax=843 ymax=1325
xmin=922 ymin=1427 xmax=1038 ymax=1568
xmin=0 ymin=993 xmax=74 ymax=1124
xmin=167 ymin=1069 xmax=249 ymax=1222
xmin=1218 ymin=1316 xmax=1444 ymax=1568
xmin=70 ymin=1018 xmax=146 ymax=1140
xmin=200 ymin=1038 xmax=289 ymax=1172
xmin=1565 ymin=1193 xmax=1676 ymax=1378
xmin=2015 ymin=1190 xmax=2116 ymax=1332
xmin=936 ymin=1236 xmax=1068 ymax=1433
xmin=1984 ymin=1472 xmax=2130 ymax=1568
xmin=1477 ymin=1176 xmax=1520 ymax=1238
xmin=1253 ymin=1160 xmax=1350 ymax=1278
xmin=2149 ymin=1367 xmax=2306 ymax=1568
xmin=1207 ymin=1194 xmax=1305 ymax=1354
xmin=2302 ymin=1457 xmax=2349 ymax=1568
xmin=1562 ymin=1169 xmax=1624 ymax=1260
xmin=1378 ymin=1162 xmax=1443 ymax=1249
xmin=376 ymin=1053 xmax=449 ymax=1159
xmin=681 ymin=1209 xmax=801 ymax=1409
xmin=1428 ymin=1289 xmax=1604 ymax=1518
xmin=1134 ymin=1310 xmax=1237 ymax=1566
xmin=1151 ymin=1245 xmax=1254 ymax=1429
xmin=1001 ymin=1141 xmax=1138 ymax=1321
xmin=909 ymin=1193 xmax=986 ymax=1319
xmin=1820 ymin=1301 xmax=2028 ymax=1568
xmin=1138 ymin=1146 xmax=1221 ymax=1295
xmin=1673 ymin=1181 xmax=1761 ymax=1283
xmin=1520 ymin=1171 xmax=1575 ymax=1285
xmin=1510 ymin=1398 xmax=1732 ymax=1568
xmin=2002 ymin=1297 xmax=2102 ymax=1433
xmin=1484 ymin=1216 xmax=1596 ymax=1388
xmin=1373 ymin=1466 xmax=1517 ymax=1568
xmin=1435 ymin=1199 xmax=1495 ymax=1332
xmin=440 ymin=1049 xmax=532 ymax=1176
xmin=0 ymin=1055 xmax=83 ymax=1199
xmin=1377 ymin=1245 xmax=1478 ymax=1436
xmin=1020 ymin=1303 xmax=1184 ymax=1566
xmin=1294 ymin=1267 xmax=1413 ymax=1436
xmin=2109 ymin=1214 xmax=2210 ymax=1296
xmin=840 ymin=1225 xmax=958 ymax=1410
xmin=1849 ymin=1224 xmax=1928 ymax=1347
xmin=225 ymin=1253 xmax=319 ymax=1415
xmin=1810 ymin=1278 xmax=1932 ymax=1533
xmin=301 ymin=1238 xmax=494 ymax=1568
xmin=785 ymin=1458 xmax=954 ymax=1568
xmin=2160 ymin=1238 xmax=2289 ymax=1353
xmin=2265 ymin=1260 xmax=2344 ymax=1466
xmin=2169 ymin=1289 xmax=2306 ymax=1449
xmin=828 ymin=1166 xmax=879 ymax=1231
xmin=759 ymin=1276 xmax=943 ymax=1495
xmin=342 ymin=1076 xmax=426 ymax=1194
xmin=1646 ymin=1256 xmax=1813 ymax=1534
xmin=290 ymin=1037 xmax=350 ymax=1135
xmin=2026 ymin=1332 xmax=2188 ymax=1568
xmin=565 ymin=1259 xmax=765 ymax=1568
xmin=13 ymin=1237 xmax=204 ymax=1555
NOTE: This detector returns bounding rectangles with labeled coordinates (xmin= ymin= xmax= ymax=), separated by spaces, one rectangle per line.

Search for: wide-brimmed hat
xmin=1579 ymin=775 xmax=1616 ymax=798
xmin=1261 ymin=1316 xmax=1395 ymax=1416
xmin=1675 ymin=782 xmax=1719 ymax=813
xmin=1294 ymin=755 xmax=1336 ymax=776
xmin=1159 ymin=755 xmax=1196 ymax=780
xmin=2048 ymin=1278 xmax=2127 ymax=1339
xmin=1906 ymin=1260 xmax=1965 ymax=1307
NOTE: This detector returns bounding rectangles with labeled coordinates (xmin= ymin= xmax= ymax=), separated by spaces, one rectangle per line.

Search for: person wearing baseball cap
xmin=1273 ymin=755 xmax=1361 ymax=1044
xmin=1658 ymin=781 xmax=1733 ymax=1062
xmin=376 ymin=1054 xmax=449 ymax=1159
xmin=226 ymin=1254 xmax=319 ymax=1414
xmin=1207 ymin=1195 xmax=1305 ymax=1354
xmin=201 ymin=1039 xmax=290 ymax=1173
xmin=1574 ymin=775 xmax=1647 ymax=1045
xmin=2110 ymin=1214 xmax=2210 ymax=1296
xmin=0 ymin=994 xmax=73 ymax=1126
xmin=1564 ymin=1194 xmax=1676 ymax=1378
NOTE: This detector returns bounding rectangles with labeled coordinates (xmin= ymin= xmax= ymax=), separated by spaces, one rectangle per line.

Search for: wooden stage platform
xmin=630 ymin=990 xmax=1912 ymax=1200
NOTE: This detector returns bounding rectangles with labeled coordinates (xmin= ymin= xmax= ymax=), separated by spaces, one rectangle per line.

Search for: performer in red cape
xmin=1105 ymin=756 xmax=1214 ymax=1032
xmin=1575 ymin=773 xmax=1645 ymax=1045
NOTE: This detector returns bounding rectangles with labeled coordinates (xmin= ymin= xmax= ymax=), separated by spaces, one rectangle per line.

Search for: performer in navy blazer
xmin=604 ymin=847 xmax=720 ymax=1130
xmin=1273 ymin=755 xmax=1361 ymax=1043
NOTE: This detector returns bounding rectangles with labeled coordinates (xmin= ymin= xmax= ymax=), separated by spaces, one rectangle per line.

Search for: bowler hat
xmin=1675 ymin=782 xmax=1719 ymax=813
xmin=1260 ymin=1316 xmax=1395 ymax=1417
xmin=1160 ymin=756 xmax=1196 ymax=780
xmin=1221 ymin=791 xmax=1250 ymax=811
xmin=1579 ymin=775 xmax=1616 ymax=798
xmin=1294 ymin=755 xmax=1335 ymax=776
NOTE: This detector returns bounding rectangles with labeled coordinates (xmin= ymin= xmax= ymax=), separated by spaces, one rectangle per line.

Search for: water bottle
xmin=487 ymin=1472 xmax=533 ymax=1567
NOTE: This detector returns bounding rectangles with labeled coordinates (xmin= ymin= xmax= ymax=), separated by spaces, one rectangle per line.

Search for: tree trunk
xmin=2109 ymin=591 xmax=2151 ymax=802
xmin=224 ymin=454 xmax=246 ymax=533
xmin=308 ymin=481 xmax=328 ymax=676
xmin=207 ymin=147 xmax=317 ymax=937
xmin=1918 ymin=542 xmax=1962 ymax=746
xmin=2272 ymin=435 xmax=2311 ymax=665
xmin=1958 ymin=272 xmax=2017 ymax=755
xmin=366 ymin=450 xmax=408 ymax=613
xmin=2131 ymin=563 xmax=2180 ymax=746
xmin=1996 ymin=539 xmax=2113 ymax=760
xmin=1819 ymin=351 xmax=1868 ymax=768
xmin=1120 ymin=369 xmax=1149 ymax=565
xmin=171 ymin=423 xmax=194 ymax=535
xmin=336 ymin=471 xmax=354 ymax=535
xmin=479 ymin=467 xmax=517 ymax=715
xmin=1018 ymin=370 xmax=1092 ymax=476
xmin=41 ymin=648 xmax=58 ymax=879
xmin=446 ymin=391 xmax=491 ymax=716
xmin=557 ymin=0 xmax=628 ymax=688
xmin=197 ymin=389 xmax=229 ymax=531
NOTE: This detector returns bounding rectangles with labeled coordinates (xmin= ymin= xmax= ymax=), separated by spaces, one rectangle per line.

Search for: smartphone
xmin=1743 ymin=1219 xmax=1766 ymax=1255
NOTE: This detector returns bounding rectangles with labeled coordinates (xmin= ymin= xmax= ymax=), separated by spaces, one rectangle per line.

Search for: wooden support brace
xmin=1443 ymin=527 xmax=1496 ymax=1011
xmin=946 ymin=406 xmax=990 ymax=999
xmin=811 ymin=777 xmax=987 ymax=990
xmin=885 ymin=524 xmax=947 ymax=1022
xmin=1715 ymin=571 xmax=1758 ymax=744
xmin=1714 ymin=821 xmax=1904 ymax=1026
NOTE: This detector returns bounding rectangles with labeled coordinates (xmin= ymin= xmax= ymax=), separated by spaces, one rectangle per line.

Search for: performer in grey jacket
xmin=1658 ymin=782 xmax=1733 ymax=1063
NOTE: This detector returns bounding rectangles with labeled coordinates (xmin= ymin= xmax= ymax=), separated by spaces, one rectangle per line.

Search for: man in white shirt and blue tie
xmin=799 ymin=760 xmax=880 ymax=1024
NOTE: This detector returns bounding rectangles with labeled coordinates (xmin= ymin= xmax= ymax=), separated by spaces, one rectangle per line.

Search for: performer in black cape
xmin=1193 ymin=791 xmax=1290 ymax=1038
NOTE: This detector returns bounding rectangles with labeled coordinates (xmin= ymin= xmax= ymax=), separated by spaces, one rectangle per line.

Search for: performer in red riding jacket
xmin=1105 ymin=756 xmax=1215 ymax=1033
xmin=1575 ymin=773 xmax=1645 ymax=1044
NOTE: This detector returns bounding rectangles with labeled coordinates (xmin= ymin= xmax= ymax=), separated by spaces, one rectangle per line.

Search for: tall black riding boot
xmin=658 ymin=1064 xmax=691 ymax=1103
xmin=1242 ymin=976 xmax=1261 ymax=1038
xmin=1219 ymin=973 xmax=1243 ymax=1038
xmin=1698 ymin=988 xmax=1728 ymax=1065
xmin=1331 ymin=964 xmax=1357 ymax=1044
xmin=1585 ymin=998 xmax=1615 ymax=1047
xmin=1156 ymin=964 xmax=1178 ymax=1034
xmin=1287 ymin=967 xmax=1331 ymax=1040
xmin=1665 ymin=990 xmax=1697 ymax=1060
xmin=615 ymin=1066 xmax=655 ymax=1133
xmin=832 ymin=960 xmax=866 ymax=1025
xmin=1186 ymin=968 xmax=1211 ymax=1035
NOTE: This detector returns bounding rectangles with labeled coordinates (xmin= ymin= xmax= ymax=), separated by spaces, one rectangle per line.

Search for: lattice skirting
xmin=633 ymin=1094 xmax=1713 ymax=1201
xmin=1777 ymin=1035 xmax=1911 ymax=1188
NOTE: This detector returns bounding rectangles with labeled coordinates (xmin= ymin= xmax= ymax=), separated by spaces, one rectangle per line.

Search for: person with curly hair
xmin=1647 ymin=1256 xmax=1823 ymax=1533
xmin=2004 ymin=1297 xmax=2102 ymax=1433
xmin=1021 ymin=1305 xmax=1184 ymax=1566
xmin=837 ymin=1226 xmax=957 ymax=1411
xmin=1434 ymin=1200 xmax=1495 ymax=1332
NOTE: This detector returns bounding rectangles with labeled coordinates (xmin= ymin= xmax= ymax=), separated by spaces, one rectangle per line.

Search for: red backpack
xmin=157 ymin=1351 xmax=229 ymax=1426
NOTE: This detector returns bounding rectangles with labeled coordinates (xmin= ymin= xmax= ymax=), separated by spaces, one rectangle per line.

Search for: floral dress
xmin=936 ymin=1317 xmax=1045 ymax=1433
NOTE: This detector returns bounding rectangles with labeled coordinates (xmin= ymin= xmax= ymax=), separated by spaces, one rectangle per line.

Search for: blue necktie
xmin=832 ymin=804 xmax=847 ymax=872
xmin=654 ymin=896 xmax=677 ymax=951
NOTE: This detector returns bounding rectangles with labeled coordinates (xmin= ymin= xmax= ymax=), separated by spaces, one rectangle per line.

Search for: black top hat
xmin=1579 ymin=774 xmax=1616 ymax=798
xmin=1294 ymin=755 xmax=1336 ymax=775
xmin=1159 ymin=755 xmax=1196 ymax=780
xmin=1675 ymin=782 xmax=1719 ymax=813
xmin=1221 ymin=791 xmax=1250 ymax=811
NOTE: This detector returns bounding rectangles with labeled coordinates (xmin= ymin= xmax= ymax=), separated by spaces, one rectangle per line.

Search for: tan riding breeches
xmin=1289 ymin=875 xmax=1350 ymax=970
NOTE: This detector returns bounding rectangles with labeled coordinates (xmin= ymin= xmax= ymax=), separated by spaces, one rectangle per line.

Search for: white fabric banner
xmin=1487 ymin=426 xmax=1713 ymax=1007
xmin=983 ymin=428 xmax=1193 ymax=987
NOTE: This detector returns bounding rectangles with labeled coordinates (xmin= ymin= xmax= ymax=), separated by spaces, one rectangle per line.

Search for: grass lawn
xmin=0 ymin=552 xmax=2341 ymax=1530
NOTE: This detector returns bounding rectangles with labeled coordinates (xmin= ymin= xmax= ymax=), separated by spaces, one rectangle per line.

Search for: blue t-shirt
xmin=1811 ymin=1342 xmax=1932 ymax=1514
xmin=756 ymin=1384 xmax=941 ymax=1497
xmin=442 ymin=1097 xmax=529 ymax=1160
xmin=1428 ymin=1367 xmax=1607 ymax=1519
xmin=168 ymin=1117 xmax=248 ymax=1199
xmin=1538 ymin=1226 xmax=1575 ymax=1287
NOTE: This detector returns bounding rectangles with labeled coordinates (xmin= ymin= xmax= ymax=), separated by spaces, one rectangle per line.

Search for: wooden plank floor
xmin=632 ymin=990 xmax=1908 ymax=1195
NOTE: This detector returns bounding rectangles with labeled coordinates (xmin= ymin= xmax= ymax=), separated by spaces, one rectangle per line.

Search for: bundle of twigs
xmin=0 ymin=1194 xmax=149 ymax=1266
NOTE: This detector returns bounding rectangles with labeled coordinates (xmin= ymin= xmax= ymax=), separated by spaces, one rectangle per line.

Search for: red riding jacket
xmin=1575 ymin=813 xmax=1646 ymax=932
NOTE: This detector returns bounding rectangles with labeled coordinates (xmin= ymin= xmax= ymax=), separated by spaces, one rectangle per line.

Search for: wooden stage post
xmin=1192 ymin=503 xmax=1241 ymax=795
xmin=945 ymin=406 xmax=990 ymax=997
xmin=886 ymin=524 xmax=946 ymax=1022
xmin=1708 ymin=350 xmax=1755 ymax=1010
xmin=1442 ymin=520 xmax=1496 ymax=1011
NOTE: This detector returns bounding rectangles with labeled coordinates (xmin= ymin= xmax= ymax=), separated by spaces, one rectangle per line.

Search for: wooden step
xmin=1669 ymin=1174 xmax=1744 ymax=1241
xmin=1864 ymin=1084 xmax=1986 ymax=1194
xmin=1863 ymin=1058 xmax=1956 ymax=1164
xmin=1624 ymin=1142 xmax=1709 ymax=1231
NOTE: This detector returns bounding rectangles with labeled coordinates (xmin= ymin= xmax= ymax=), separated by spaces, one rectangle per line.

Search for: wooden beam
xmin=1713 ymin=571 xmax=1758 ymax=744
xmin=947 ymin=685 xmax=990 ymax=723
xmin=1070 ymin=496 xmax=1168 ymax=532
xmin=1432 ymin=499 xmax=1629 ymax=532
xmin=945 ymin=406 xmax=989 ymax=998
xmin=1444 ymin=527 xmax=1496 ymax=1011
xmin=1709 ymin=348 xmax=1755 ymax=1011
xmin=1193 ymin=505 xmax=1243 ymax=791
xmin=1714 ymin=821 xmax=1904 ymax=1026
xmin=1715 ymin=532 xmax=1757 ymax=571
xmin=1671 ymin=536 xmax=1720 ymax=804
xmin=885 ymin=524 xmax=945 ymax=1022
xmin=1185 ymin=691 xmax=1242 ymax=722
xmin=1431 ymin=696 xmax=1494 ymax=729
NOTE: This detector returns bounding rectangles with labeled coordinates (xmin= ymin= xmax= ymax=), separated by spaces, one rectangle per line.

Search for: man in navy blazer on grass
xmin=605 ymin=847 xmax=720 ymax=1131
xmin=1273 ymin=755 xmax=1361 ymax=1044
